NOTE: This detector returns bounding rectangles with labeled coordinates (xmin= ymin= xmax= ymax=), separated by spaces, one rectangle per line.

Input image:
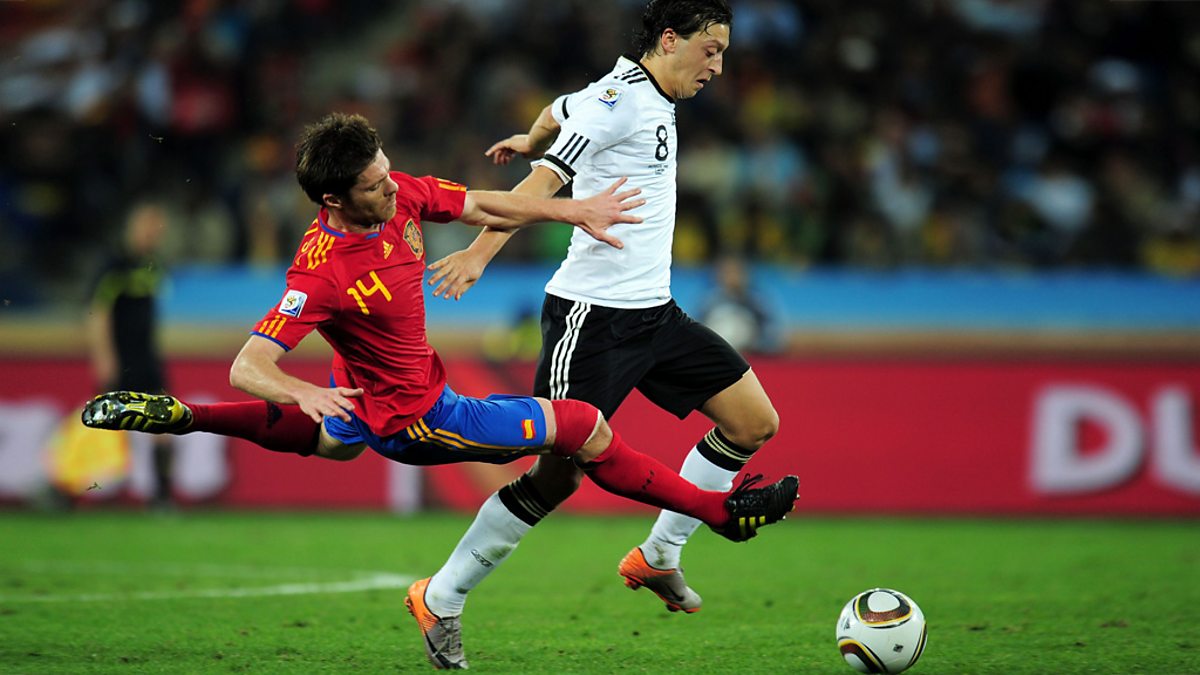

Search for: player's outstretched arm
xmin=432 ymin=178 xmax=643 ymax=299
xmin=484 ymin=104 xmax=560 ymax=166
xmin=229 ymin=336 xmax=363 ymax=424
xmin=557 ymin=177 xmax=644 ymax=247
xmin=459 ymin=177 xmax=642 ymax=245
xmin=430 ymin=104 xmax=565 ymax=301
xmin=429 ymin=167 xmax=565 ymax=299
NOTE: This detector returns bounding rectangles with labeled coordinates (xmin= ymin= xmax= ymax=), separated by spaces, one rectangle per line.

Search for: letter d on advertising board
xmin=1032 ymin=385 xmax=1200 ymax=496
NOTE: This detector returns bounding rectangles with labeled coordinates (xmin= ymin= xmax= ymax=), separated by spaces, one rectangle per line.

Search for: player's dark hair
xmin=632 ymin=0 xmax=732 ymax=57
xmin=295 ymin=112 xmax=383 ymax=206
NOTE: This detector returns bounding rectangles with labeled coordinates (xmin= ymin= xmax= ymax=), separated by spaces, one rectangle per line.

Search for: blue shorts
xmin=323 ymin=384 xmax=546 ymax=466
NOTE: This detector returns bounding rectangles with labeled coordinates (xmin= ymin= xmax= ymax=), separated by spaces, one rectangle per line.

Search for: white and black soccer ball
xmin=836 ymin=588 xmax=927 ymax=673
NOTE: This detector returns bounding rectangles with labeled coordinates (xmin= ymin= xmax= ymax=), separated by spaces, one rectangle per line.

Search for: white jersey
xmin=535 ymin=55 xmax=678 ymax=309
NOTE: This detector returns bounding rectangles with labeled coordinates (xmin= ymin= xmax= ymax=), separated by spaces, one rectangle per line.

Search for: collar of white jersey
xmin=618 ymin=54 xmax=674 ymax=104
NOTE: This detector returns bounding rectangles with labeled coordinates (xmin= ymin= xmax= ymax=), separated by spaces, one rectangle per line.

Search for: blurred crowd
xmin=2 ymin=0 xmax=1199 ymax=307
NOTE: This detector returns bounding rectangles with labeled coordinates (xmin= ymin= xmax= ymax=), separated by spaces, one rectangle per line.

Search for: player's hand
xmin=427 ymin=250 xmax=488 ymax=301
xmin=573 ymin=177 xmax=644 ymax=249
xmin=485 ymin=134 xmax=540 ymax=165
xmin=295 ymin=386 xmax=363 ymax=424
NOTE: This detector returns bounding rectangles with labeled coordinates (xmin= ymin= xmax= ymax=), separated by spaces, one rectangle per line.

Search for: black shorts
xmin=533 ymin=294 xmax=750 ymax=419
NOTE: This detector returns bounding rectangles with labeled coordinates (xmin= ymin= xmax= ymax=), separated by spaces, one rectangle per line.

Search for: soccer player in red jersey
xmin=82 ymin=112 xmax=798 ymax=669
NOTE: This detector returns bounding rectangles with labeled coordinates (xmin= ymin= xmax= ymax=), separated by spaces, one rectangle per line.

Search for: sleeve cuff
xmin=534 ymin=154 xmax=574 ymax=184
xmin=250 ymin=331 xmax=293 ymax=351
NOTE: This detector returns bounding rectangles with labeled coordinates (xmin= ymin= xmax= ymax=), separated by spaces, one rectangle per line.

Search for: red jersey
xmin=252 ymin=172 xmax=467 ymax=436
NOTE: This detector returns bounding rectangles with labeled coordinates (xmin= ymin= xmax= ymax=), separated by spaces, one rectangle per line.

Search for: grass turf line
xmin=0 ymin=512 xmax=1196 ymax=673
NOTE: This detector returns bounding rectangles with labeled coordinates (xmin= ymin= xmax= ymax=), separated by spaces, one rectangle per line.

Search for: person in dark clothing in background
xmin=85 ymin=201 xmax=175 ymax=509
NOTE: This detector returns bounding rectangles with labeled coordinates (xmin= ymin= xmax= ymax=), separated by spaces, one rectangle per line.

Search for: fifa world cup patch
xmin=598 ymin=87 xmax=623 ymax=109
xmin=279 ymin=289 xmax=308 ymax=318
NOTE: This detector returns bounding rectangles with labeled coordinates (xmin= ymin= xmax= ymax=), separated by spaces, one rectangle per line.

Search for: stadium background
xmin=0 ymin=0 xmax=1198 ymax=517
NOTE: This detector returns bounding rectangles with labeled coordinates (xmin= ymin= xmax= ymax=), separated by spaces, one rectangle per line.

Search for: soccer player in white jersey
xmin=408 ymin=1 xmax=785 ymax=667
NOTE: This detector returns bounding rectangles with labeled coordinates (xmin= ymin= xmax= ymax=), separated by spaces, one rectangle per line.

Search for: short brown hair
xmin=295 ymin=113 xmax=382 ymax=205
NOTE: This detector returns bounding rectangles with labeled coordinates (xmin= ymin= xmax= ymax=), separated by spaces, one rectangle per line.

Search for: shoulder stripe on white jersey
xmin=624 ymin=76 xmax=647 ymax=84
xmin=560 ymin=97 xmax=570 ymax=120
xmin=549 ymin=300 xmax=592 ymax=399
xmin=559 ymin=132 xmax=583 ymax=158
xmin=555 ymin=132 xmax=591 ymax=165
xmin=566 ymin=137 xmax=590 ymax=164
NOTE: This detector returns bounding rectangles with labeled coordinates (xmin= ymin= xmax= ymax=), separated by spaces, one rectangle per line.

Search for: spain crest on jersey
xmin=402 ymin=219 xmax=424 ymax=259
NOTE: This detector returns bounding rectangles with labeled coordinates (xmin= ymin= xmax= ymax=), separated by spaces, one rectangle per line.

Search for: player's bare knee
xmin=574 ymin=416 xmax=612 ymax=463
xmin=756 ymin=405 xmax=781 ymax=445
xmin=722 ymin=407 xmax=779 ymax=450
xmin=547 ymin=398 xmax=606 ymax=461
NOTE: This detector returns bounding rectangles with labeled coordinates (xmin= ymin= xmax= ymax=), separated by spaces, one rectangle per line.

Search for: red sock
xmin=582 ymin=430 xmax=728 ymax=527
xmin=187 ymin=401 xmax=320 ymax=456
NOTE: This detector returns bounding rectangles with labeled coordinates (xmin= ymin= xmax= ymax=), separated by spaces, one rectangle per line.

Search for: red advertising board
xmin=2 ymin=357 xmax=1197 ymax=515
xmin=0 ymin=358 xmax=392 ymax=508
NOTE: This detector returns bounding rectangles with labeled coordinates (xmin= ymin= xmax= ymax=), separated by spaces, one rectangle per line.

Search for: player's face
xmin=341 ymin=149 xmax=399 ymax=227
xmin=669 ymin=23 xmax=729 ymax=100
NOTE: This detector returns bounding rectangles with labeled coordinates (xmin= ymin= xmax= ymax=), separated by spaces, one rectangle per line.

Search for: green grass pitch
xmin=0 ymin=511 xmax=1196 ymax=673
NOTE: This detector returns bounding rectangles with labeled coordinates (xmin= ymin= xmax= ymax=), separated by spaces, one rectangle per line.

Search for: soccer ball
xmin=836 ymin=588 xmax=927 ymax=673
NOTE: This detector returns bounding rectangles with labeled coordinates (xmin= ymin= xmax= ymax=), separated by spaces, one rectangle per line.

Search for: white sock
xmin=639 ymin=447 xmax=737 ymax=570
xmin=424 ymin=492 xmax=532 ymax=617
